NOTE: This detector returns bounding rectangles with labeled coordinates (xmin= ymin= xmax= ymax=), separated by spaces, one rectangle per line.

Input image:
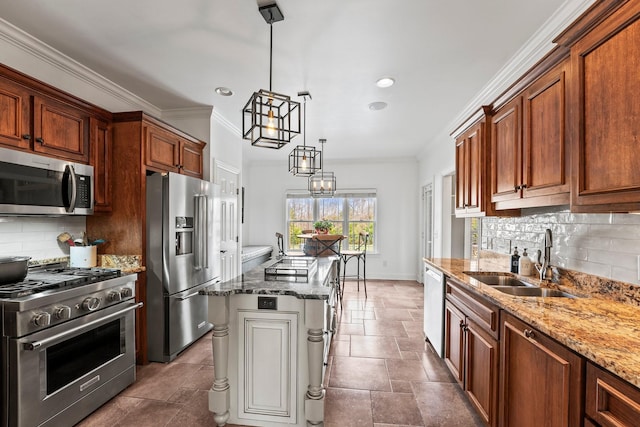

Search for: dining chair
xmin=341 ymin=231 xmax=369 ymax=297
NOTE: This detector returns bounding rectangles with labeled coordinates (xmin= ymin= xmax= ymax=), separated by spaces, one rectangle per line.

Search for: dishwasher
xmin=423 ymin=264 xmax=445 ymax=357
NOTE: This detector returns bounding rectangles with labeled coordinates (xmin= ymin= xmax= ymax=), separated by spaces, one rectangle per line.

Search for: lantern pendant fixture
xmin=242 ymin=2 xmax=300 ymax=149
xmin=309 ymin=139 xmax=337 ymax=198
xmin=289 ymin=91 xmax=321 ymax=177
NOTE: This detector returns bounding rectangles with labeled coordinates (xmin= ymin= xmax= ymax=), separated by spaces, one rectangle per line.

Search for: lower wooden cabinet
xmin=585 ymin=362 xmax=640 ymax=427
xmin=500 ymin=312 xmax=584 ymax=427
xmin=444 ymin=281 xmax=499 ymax=427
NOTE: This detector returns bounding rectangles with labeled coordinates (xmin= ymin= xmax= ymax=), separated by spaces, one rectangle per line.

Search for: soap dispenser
xmin=510 ymin=247 xmax=520 ymax=273
xmin=519 ymin=248 xmax=533 ymax=276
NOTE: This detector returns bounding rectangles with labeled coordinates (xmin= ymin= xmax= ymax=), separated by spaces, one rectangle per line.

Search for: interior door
xmin=215 ymin=161 xmax=240 ymax=282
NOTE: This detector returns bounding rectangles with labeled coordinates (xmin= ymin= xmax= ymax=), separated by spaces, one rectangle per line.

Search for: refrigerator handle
xmin=194 ymin=194 xmax=209 ymax=270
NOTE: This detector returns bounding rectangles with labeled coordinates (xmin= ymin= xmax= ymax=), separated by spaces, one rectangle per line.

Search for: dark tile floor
xmin=77 ymin=280 xmax=484 ymax=427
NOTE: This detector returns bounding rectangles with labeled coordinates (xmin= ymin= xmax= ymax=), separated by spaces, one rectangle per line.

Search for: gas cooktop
xmin=0 ymin=264 xmax=121 ymax=299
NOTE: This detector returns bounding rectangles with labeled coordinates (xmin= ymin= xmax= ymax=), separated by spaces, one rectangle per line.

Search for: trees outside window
xmin=286 ymin=191 xmax=377 ymax=252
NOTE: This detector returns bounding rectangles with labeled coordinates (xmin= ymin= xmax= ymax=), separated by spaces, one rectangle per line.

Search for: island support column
xmin=208 ymin=296 xmax=230 ymax=426
xmin=304 ymin=299 xmax=325 ymax=426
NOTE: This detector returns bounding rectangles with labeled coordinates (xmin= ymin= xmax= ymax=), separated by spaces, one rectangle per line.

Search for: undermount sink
xmin=464 ymin=272 xmax=580 ymax=298
xmin=464 ymin=272 xmax=535 ymax=287
xmin=491 ymin=286 xmax=578 ymax=298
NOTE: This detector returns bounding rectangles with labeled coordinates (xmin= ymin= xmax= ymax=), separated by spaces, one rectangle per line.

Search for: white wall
xmin=243 ymin=157 xmax=419 ymax=280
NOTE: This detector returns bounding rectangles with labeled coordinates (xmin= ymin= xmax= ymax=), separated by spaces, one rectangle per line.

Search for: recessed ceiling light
xmin=215 ymin=87 xmax=234 ymax=97
xmin=376 ymin=77 xmax=395 ymax=88
xmin=368 ymin=101 xmax=388 ymax=111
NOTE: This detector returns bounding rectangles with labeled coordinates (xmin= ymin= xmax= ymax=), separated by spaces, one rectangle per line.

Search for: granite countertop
xmin=200 ymin=256 xmax=337 ymax=300
xmin=424 ymin=258 xmax=640 ymax=389
xmin=98 ymin=255 xmax=145 ymax=274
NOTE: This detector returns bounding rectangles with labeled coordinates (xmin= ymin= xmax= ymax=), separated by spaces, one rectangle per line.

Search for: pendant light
xmin=289 ymin=91 xmax=321 ymax=176
xmin=309 ymin=139 xmax=337 ymax=198
xmin=242 ymin=2 xmax=300 ymax=149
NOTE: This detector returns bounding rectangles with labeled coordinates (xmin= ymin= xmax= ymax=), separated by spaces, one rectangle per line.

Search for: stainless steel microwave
xmin=0 ymin=146 xmax=94 ymax=215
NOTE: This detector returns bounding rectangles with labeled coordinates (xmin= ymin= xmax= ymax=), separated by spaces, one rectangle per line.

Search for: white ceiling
xmin=0 ymin=0 xmax=567 ymax=162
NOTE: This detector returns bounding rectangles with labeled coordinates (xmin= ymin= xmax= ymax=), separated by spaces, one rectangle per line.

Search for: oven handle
xmin=23 ymin=302 xmax=143 ymax=351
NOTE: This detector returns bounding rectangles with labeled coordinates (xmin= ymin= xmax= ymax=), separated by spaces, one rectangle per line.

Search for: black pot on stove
xmin=0 ymin=256 xmax=31 ymax=284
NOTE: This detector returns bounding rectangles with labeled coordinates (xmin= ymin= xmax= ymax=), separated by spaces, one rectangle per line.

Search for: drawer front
xmin=586 ymin=362 xmax=640 ymax=427
xmin=446 ymin=279 xmax=499 ymax=338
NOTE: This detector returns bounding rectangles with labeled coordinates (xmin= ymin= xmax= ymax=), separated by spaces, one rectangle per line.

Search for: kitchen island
xmin=200 ymin=256 xmax=338 ymax=427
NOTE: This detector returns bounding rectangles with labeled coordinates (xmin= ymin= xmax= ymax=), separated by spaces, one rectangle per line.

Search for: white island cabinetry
xmin=203 ymin=257 xmax=338 ymax=427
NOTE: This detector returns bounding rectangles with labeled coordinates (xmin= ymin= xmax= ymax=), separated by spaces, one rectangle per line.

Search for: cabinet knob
xmin=22 ymin=134 xmax=31 ymax=140
xmin=514 ymin=185 xmax=521 ymax=192
xmin=521 ymin=184 xmax=527 ymax=189
xmin=524 ymin=329 xmax=535 ymax=339
xmin=35 ymin=137 xmax=44 ymax=144
xmin=459 ymin=320 xmax=465 ymax=328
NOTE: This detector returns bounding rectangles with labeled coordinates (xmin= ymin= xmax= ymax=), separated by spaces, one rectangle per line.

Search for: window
xmin=286 ymin=190 xmax=377 ymax=252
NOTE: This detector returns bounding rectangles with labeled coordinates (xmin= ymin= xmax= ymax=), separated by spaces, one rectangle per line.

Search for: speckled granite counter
xmin=98 ymin=255 xmax=145 ymax=274
xmin=424 ymin=258 xmax=640 ymax=389
xmin=200 ymin=256 xmax=337 ymax=299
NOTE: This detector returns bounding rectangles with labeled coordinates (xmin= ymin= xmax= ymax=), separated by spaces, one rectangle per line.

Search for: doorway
xmin=215 ymin=160 xmax=240 ymax=282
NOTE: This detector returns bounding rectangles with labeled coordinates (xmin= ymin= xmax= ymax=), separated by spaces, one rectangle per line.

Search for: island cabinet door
xmin=238 ymin=310 xmax=298 ymax=425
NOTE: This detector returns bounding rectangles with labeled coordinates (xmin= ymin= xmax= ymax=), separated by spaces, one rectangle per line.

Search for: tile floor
xmin=77 ymin=280 xmax=484 ymax=427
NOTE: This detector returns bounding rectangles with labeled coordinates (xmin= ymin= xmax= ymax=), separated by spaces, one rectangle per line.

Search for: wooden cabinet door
xmin=466 ymin=318 xmax=499 ymax=427
xmin=0 ymin=77 xmax=31 ymax=150
xmin=90 ymin=117 xmax=112 ymax=213
xmin=585 ymin=362 xmax=640 ymax=427
xmin=522 ymin=61 xmax=569 ymax=201
xmin=179 ymin=139 xmax=204 ymax=178
xmin=491 ymin=97 xmax=522 ymax=204
xmin=444 ymin=300 xmax=465 ymax=384
xmin=570 ymin=1 xmax=640 ymax=211
xmin=238 ymin=310 xmax=298 ymax=424
xmin=455 ymin=121 xmax=483 ymax=216
xmin=144 ymin=124 xmax=180 ymax=173
xmin=500 ymin=313 xmax=584 ymax=427
xmin=33 ymin=95 xmax=89 ymax=162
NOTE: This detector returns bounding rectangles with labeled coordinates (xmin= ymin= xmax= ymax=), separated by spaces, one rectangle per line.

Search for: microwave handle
xmin=194 ymin=195 xmax=208 ymax=270
xmin=64 ymin=164 xmax=77 ymax=213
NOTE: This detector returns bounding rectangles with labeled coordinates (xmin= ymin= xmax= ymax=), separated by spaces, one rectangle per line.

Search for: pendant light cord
xmin=302 ymin=96 xmax=306 ymax=148
xmin=269 ymin=23 xmax=273 ymax=92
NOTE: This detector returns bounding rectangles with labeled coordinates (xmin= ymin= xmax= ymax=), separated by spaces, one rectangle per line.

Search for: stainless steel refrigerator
xmin=146 ymin=172 xmax=221 ymax=362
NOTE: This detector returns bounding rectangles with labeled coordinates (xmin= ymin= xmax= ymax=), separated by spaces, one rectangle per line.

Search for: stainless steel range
xmin=0 ymin=263 xmax=141 ymax=427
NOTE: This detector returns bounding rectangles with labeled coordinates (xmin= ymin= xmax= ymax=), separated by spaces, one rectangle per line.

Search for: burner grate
xmin=0 ymin=267 xmax=121 ymax=299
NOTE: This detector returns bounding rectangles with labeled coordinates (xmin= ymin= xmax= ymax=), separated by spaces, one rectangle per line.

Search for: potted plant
xmin=313 ymin=220 xmax=333 ymax=234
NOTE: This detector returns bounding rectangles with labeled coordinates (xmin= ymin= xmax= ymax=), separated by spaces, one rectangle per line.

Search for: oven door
xmin=8 ymin=301 xmax=141 ymax=427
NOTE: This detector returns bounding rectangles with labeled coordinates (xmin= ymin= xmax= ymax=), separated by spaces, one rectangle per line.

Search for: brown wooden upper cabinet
xmin=144 ymin=122 xmax=204 ymax=178
xmin=0 ymin=76 xmax=31 ymax=150
xmin=455 ymin=120 xmax=485 ymax=216
xmin=115 ymin=111 xmax=205 ymax=179
xmin=490 ymin=61 xmax=570 ymax=210
xmin=33 ymin=95 xmax=90 ymax=163
xmin=569 ymin=0 xmax=640 ymax=212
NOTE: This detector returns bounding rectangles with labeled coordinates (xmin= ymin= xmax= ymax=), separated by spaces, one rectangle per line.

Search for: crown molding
xmin=162 ymin=106 xmax=213 ymax=120
xmin=443 ymin=0 xmax=597 ymax=139
xmin=0 ymin=18 xmax=161 ymax=116
xmin=212 ymin=108 xmax=242 ymax=136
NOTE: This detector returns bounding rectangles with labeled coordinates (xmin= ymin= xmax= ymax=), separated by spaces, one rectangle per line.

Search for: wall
xmin=244 ymin=157 xmax=419 ymax=280
xmin=0 ymin=216 xmax=85 ymax=260
xmin=482 ymin=208 xmax=640 ymax=285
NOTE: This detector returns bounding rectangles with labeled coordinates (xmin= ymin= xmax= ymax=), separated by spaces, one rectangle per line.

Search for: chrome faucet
xmin=535 ymin=228 xmax=553 ymax=280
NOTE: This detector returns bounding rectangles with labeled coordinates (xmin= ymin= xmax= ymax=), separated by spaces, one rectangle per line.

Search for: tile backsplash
xmin=482 ymin=207 xmax=640 ymax=285
xmin=0 ymin=216 xmax=86 ymax=261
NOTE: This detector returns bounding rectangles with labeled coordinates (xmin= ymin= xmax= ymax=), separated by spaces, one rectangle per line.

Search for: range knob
xmin=82 ymin=297 xmax=101 ymax=312
xmin=32 ymin=312 xmax=51 ymax=327
xmin=53 ymin=306 xmax=72 ymax=320
xmin=120 ymin=287 xmax=133 ymax=298
xmin=107 ymin=291 xmax=122 ymax=302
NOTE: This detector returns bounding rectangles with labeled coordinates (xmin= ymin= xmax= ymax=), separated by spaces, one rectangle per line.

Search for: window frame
xmin=285 ymin=189 xmax=377 ymax=253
